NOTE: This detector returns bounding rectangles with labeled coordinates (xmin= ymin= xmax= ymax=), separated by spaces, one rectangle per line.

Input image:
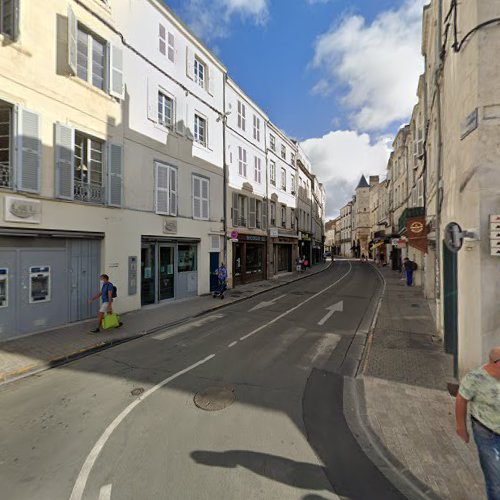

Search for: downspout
xmin=222 ymin=74 xmax=228 ymax=266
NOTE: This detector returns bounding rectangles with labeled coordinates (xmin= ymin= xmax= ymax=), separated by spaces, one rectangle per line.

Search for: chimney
xmin=369 ymin=175 xmax=380 ymax=186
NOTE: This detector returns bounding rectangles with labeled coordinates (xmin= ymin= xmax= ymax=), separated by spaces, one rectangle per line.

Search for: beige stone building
xmin=352 ymin=175 xmax=370 ymax=257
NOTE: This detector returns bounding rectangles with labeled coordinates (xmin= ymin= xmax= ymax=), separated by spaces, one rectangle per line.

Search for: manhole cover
xmin=131 ymin=387 xmax=144 ymax=396
xmin=194 ymin=386 xmax=236 ymax=411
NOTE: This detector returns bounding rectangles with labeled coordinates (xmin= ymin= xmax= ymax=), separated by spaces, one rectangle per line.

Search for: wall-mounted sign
xmin=269 ymin=228 xmax=278 ymax=238
xmin=163 ymin=218 xmax=177 ymax=234
xmin=5 ymin=197 xmax=41 ymax=224
xmin=490 ymin=215 xmax=500 ymax=257
xmin=407 ymin=216 xmax=428 ymax=253
xmin=230 ymin=230 xmax=238 ymax=240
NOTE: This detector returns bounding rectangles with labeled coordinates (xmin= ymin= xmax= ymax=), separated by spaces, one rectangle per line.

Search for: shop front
xmin=273 ymin=236 xmax=298 ymax=274
xmin=141 ymin=237 xmax=199 ymax=305
xmin=232 ymin=234 xmax=267 ymax=286
xmin=299 ymin=233 xmax=312 ymax=265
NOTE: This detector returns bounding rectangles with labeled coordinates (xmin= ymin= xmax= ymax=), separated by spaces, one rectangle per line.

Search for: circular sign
xmin=444 ymin=222 xmax=463 ymax=253
xmin=230 ymin=230 xmax=238 ymax=240
xmin=410 ymin=221 xmax=424 ymax=234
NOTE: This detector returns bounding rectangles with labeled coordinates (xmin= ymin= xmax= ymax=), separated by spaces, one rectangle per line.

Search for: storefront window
xmin=178 ymin=245 xmax=197 ymax=272
xmin=246 ymin=244 xmax=263 ymax=274
xmin=234 ymin=244 xmax=242 ymax=276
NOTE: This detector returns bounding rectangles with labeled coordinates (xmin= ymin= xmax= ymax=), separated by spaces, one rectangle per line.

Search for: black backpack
xmin=411 ymin=261 xmax=418 ymax=271
xmin=112 ymin=285 xmax=117 ymax=298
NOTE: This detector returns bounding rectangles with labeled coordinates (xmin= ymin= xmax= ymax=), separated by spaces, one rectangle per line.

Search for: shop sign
xmin=406 ymin=216 xmax=427 ymax=253
xmin=163 ymin=218 xmax=177 ymax=234
xmin=5 ymin=197 xmax=41 ymax=224
xmin=269 ymin=228 xmax=278 ymax=238
xmin=246 ymin=235 xmax=266 ymax=242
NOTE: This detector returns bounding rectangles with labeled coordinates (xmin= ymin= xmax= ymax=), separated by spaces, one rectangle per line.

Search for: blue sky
xmin=164 ymin=0 xmax=426 ymax=217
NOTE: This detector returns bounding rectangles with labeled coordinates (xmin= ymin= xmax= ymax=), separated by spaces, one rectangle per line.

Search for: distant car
xmin=324 ymin=251 xmax=332 ymax=258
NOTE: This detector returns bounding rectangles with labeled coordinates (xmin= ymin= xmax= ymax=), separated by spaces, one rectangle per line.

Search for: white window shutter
xmin=109 ymin=45 xmax=124 ymax=99
xmin=55 ymin=123 xmax=74 ymax=200
xmin=232 ymin=192 xmax=239 ymax=227
xmin=176 ymin=95 xmax=185 ymax=135
xmin=168 ymin=32 xmax=175 ymax=62
xmin=208 ymin=68 xmax=215 ymax=96
xmin=169 ymin=167 xmax=177 ymax=216
xmin=184 ymin=102 xmax=193 ymax=140
xmin=108 ymin=143 xmax=123 ymax=207
xmin=147 ymin=77 xmax=158 ymax=122
xmin=17 ymin=107 xmax=41 ymax=193
xmin=186 ymin=47 xmax=194 ymax=80
xmin=193 ymin=176 xmax=201 ymax=219
xmin=201 ymin=178 xmax=209 ymax=219
xmin=155 ymin=163 xmax=169 ymax=215
xmin=249 ymin=197 xmax=256 ymax=229
xmin=243 ymin=149 xmax=247 ymax=177
xmin=68 ymin=6 xmax=78 ymax=75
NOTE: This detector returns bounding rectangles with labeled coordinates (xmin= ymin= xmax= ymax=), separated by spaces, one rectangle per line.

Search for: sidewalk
xmin=0 ymin=262 xmax=331 ymax=384
xmin=354 ymin=265 xmax=485 ymax=500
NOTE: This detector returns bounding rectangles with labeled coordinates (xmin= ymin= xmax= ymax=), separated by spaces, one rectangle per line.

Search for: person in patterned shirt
xmin=456 ymin=347 xmax=500 ymax=500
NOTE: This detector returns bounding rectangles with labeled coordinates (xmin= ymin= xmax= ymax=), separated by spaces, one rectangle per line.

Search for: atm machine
xmin=29 ymin=266 xmax=51 ymax=303
xmin=0 ymin=268 xmax=8 ymax=308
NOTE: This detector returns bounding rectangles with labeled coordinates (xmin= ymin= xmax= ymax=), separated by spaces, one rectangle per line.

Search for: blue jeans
xmin=472 ymin=418 xmax=500 ymax=500
xmin=406 ymin=269 xmax=414 ymax=286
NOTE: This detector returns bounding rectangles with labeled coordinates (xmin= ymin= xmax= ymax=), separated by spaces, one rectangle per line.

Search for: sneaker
xmin=90 ymin=328 xmax=100 ymax=333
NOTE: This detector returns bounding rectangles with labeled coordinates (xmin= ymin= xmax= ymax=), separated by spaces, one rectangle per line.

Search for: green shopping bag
xmin=102 ymin=312 xmax=120 ymax=330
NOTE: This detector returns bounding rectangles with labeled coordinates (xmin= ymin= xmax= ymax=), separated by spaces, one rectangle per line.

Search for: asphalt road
xmin=0 ymin=261 xmax=405 ymax=500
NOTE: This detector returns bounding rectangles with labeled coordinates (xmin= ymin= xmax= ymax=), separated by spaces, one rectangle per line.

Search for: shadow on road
xmin=191 ymin=450 xmax=329 ymax=491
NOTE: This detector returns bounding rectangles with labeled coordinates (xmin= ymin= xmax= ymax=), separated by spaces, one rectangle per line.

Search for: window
xmin=238 ymin=101 xmax=246 ymax=131
xmin=270 ymin=134 xmax=276 ymax=152
xmin=281 ymin=205 xmax=286 ymax=227
xmin=270 ymin=202 xmax=276 ymax=226
xmin=0 ymin=106 xmax=12 ymax=189
xmin=291 ymin=174 xmax=295 ymax=194
xmin=1 ymin=0 xmax=16 ymax=37
xmin=158 ymin=91 xmax=173 ymax=128
xmin=167 ymin=32 xmax=175 ymax=62
xmin=270 ymin=160 xmax=276 ymax=185
xmin=77 ymin=26 xmax=106 ymax=91
xmin=291 ymin=153 xmax=295 ymax=164
xmin=291 ymin=209 xmax=295 ymax=229
xmin=193 ymin=175 xmax=209 ymax=220
xmin=178 ymin=245 xmax=197 ymax=272
xmin=194 ymin=57 xmax=205 ymax=89
xmin=256 ymin=200 xmax=262 ymax=229
xmin=155 ymin=162 xmax=177 ymax=215
xmin=238 ymin=147 xmax=247 ymax=177
xmin=254 ymin=156 xmax=262 ymax=183
xmin=238 ymin=195 xmax=247 ymax=226
xmin=194 ymin=114 xmax=207 ymax=146
xmin=281 ymin=167 xmax=286 ymax=191
xmin=281 ymin=145 xmax=286 ymax=160
xmin=159 ymin=24 xmax=166 ymax=55
xmin=74 ymin=132 xmax=105 ymax=203
xmin=253 ymin=115 xmax=260 ymax=141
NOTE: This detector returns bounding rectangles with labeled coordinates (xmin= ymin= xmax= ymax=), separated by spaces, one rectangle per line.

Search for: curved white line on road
xmin=69 ymin=261 xmax=352 ymax=500
xmin=98 ymin=484 xmax=112 ymax=500
xmin=69 ymin=354 xmax=215 ymax=500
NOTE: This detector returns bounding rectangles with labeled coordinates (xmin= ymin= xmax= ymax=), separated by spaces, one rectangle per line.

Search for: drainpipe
xmin=222 ymin=74 xmax=228 ymax=266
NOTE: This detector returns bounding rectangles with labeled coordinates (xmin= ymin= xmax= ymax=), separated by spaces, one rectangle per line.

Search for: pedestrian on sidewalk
xmin=89 ymin=274 xmax=115 ymax=333
xmin=296 ymin=256 xmax=303 ymax=273
xmin=403 ymin=257 xmax=416 ymax=286
xmin=455 ymin=347 xmax=500 ymax=500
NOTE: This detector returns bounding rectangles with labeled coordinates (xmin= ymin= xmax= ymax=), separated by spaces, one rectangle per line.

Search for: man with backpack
xmin=89 ymin=274 xmax=116 ymax=333
xmin=403 ymin=258 xmax=417 ymax=287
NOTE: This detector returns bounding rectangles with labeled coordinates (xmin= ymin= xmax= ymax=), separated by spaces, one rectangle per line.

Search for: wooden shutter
xmin=168 ymin=32 xmax=175 ymax=62
xmin=208 ymin=67 xmax=215 ymax=96
xmin=186 ymin=47 xmax=194 ymax=80
xmin=68 ymin=6 xmax=77 ymax=74
xmin=184 ymin=102 xmax=193 ymax=140
xmin=17 ymin=107 xmax=41 ymax=193
xmin=201 ymin=178 xmax=209 ymax=219
xmin=232 ymin=192 xmax=239 ymax=227
xmin=156 ymin=162 xmax=169 ymax=214
xmin=108 ymin=143 xmax=123 ymax=207
xmin=159 ymin=24 xmax=166 ymax=55
xmin=249 ymin=197 xmax=256 ymax=229
xmin=242 ymin=149 xmax=247 ymax=177
xmin=193 ymin=175 xmax=201 ymax=219
xmin=147 ymin=78 xmax=158 ymax=122
xmin=109 ymin=45 xmax=124 ymax=99
xmin=169 ymin=167 xmax=177 ymax=216
xmin=55 ymin=123 xmax=74 ymax=200
xmin=262 ymin=199 xmax=268 ymax=230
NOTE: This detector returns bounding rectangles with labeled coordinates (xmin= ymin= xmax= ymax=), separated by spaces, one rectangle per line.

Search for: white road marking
xmin=68 ymin=354 xmax=215 ymax=500
xmin=98 ymin=484 xmax=112 ymax=500
xmin=152 ymin=314 xmax=224 ymax=340
xmin=228 ymin=341 xmax=238 ymax=348
xmin=248 ymin=294 xmax=287 ymax=312
xmin=317 ymin=301 xmax=344 ymax=326
xmin=70 ymin=262 xmax=352 ymax=500
xmin=240 ymin=263 xmax=352 ymax=342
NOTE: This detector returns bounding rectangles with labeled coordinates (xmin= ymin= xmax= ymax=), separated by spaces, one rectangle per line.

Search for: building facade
xmin=352 ymin=175 xmax=370 ymax=257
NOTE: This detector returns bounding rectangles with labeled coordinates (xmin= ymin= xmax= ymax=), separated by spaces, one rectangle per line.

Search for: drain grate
xmin=194 ymin=386 xmax=236 ymax=411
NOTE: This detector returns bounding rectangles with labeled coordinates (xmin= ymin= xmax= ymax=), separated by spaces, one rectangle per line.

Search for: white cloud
xmin=180 ymin=0 xmax=268 ymax=42
xmin=312 ymin=0 xmax=427 ymax=131
xmin=301 ymin=130 xmax=391 ymax=218
xmin=311 ymin=79 xmax=332 ymax=96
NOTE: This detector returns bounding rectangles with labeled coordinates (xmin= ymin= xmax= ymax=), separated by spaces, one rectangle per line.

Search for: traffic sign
xmin=230 ymin=230 xmax=238 ymax=240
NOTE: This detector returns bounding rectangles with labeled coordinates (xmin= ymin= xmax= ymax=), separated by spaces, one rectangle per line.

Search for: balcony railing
xmin=0 ymin=161 xmax=12 ymax=189
xmin=74 ymin=180 xmax=105 ymax=204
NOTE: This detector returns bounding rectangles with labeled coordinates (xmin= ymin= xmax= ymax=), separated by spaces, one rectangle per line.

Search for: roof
xmin=356 ymin=175 xmax=369 ymax=189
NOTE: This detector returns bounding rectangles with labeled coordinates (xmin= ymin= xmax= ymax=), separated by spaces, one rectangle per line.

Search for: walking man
xmin=89 ymin=274 xmax=114 ymax=333
xmin=403 ymin=257 xmax=415 ymax=286
xmin=455 ymin=347 xmax=500 ymax=500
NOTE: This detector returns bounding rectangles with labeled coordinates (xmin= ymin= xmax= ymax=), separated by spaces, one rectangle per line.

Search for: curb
xmin=344 ymin=263 xmax=441 ymax=500
xmin=0 ymin=261 xmax=334 ymax=387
